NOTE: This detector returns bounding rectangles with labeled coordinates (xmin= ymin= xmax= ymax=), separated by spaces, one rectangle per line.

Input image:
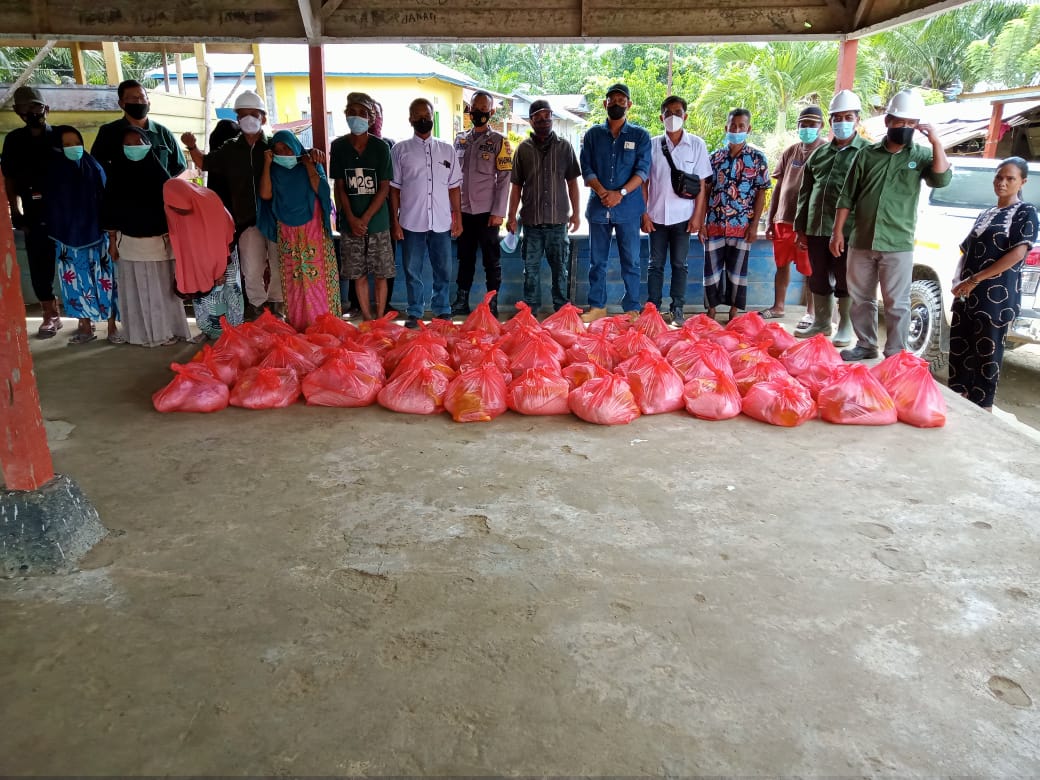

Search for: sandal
xmin=159 ymin=336 xmax=180 ymax=347
xmin=795 ymin=314 xmax=814 ymax=332
xmin=758 ymin=309 xmax=785 ymax=320
xmin=68 ymin=331 xmax=98 ymax=345
xmin=107 ymin=330 xmax=126 ymax=344
xmin=184 ymin=333 xmax=207 ymax=344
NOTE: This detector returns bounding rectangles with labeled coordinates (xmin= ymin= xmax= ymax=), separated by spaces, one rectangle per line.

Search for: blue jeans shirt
xmin=579 ymin=121 xmax=652 ymax=225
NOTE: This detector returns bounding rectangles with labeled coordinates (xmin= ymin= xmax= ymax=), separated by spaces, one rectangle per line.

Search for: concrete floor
xmin=2 ymin=315 xmax=1040 ymax=774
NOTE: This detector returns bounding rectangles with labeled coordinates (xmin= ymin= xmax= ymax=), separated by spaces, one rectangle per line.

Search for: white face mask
xmin=663 ymin=115 xmax=684 ymax=133
xmin=238 ymin=115 xmax=262 ymax=135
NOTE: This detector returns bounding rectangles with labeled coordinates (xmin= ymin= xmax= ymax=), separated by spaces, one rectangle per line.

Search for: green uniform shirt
xmin=835 ymin=139 xmax=952 ymax=252
xmin=330 ymin=134 xmax=393 ymax=234
xmin=794 ymin=134 xmax=868 ymax=238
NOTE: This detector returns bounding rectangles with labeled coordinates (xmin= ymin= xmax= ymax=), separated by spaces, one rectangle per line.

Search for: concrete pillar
xmin=102 ymin=41 xmax=123 ymax=85
xmin=835 ymin=38 xmax=858 ymax=93
xmin=70 ymin=42 xmax=88 ymax=85
xmin=309 ymin=45 xmax=328 ymax=155
xmin=983 ymin=102 xmax=1004 ymax=159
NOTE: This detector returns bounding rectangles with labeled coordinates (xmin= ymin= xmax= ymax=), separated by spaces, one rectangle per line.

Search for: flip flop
xmin=795 ymin=314 xmax=814 ymax=331
xmin=758 ymin=309 xmax=785 ymax=320
xmin=67 ymin=331 xmax=98 ymax=345
xmin=107 ymin=330 xmax=127 ymax=344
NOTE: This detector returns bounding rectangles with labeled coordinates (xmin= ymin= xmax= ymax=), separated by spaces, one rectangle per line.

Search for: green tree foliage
xmin=0 ymin=46 xmax=166 ymax=87
xmin=965 ymin=2 xmax=1040 ymax=87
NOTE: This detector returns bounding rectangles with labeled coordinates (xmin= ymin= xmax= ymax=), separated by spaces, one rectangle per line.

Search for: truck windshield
xmin=929 ymin=167 xmax=994 ymax=209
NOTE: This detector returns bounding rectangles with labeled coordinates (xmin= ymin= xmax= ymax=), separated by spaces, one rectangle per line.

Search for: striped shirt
xmin=511 ymin=132 xmax=581 ymax=226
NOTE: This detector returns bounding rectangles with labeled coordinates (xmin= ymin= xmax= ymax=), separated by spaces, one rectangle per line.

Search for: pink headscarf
xmin=163 ymin=179 xmax=235 ymax=296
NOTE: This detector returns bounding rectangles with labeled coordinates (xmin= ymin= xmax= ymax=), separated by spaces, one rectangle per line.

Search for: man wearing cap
xmin=506 ymin=99 xmax=581 ymax=314
xmin=450 ymin=90 xmax=512 ymax=319
xmin=578 ymin=83 xmax=652 ymax=322
xmin=701 ymin=108 xmax=770 ymax=322
xmin=759 ymin=105 xmax=826 ymax=322
xmin=641 ymin=94 xmax=712 ymax=327
xmin=2 ymin=86 xmax=62 ymax=337
xmin=793 ymin=89 xmax=868 ymax=346
xmin=92 ymin=80 xmax=185 ymax=178
xmin=830 ymin=89 xmax=951 ymax=360
xmin=181 ymin=90 xmax=284 ymax=320
xmin=330 ymin=92 xmax=394 ymax=320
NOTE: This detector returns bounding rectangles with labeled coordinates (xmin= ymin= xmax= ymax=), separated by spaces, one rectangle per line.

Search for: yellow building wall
xmin=271 ymin=75 xmax=464 ymax=143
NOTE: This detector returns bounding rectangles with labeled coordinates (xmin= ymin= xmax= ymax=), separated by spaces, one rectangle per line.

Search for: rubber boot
xmin=450 ymin=286 xmax=471 ymax=317
xmin=832 ymin=296 xmax=854 ymax=347
xmin=37 ymin=299 xmax=63 ymax=339
xmin=795 ymin=293 xmax=833 ymax=339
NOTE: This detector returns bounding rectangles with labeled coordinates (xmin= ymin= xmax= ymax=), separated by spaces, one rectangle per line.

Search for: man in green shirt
xmin=794 ymin=90 xmax=869 ymax=346
xmin=330 ymin=92 xmax=394 ymax=320
xmin=830 ymin=90 xmax=951 ymax=360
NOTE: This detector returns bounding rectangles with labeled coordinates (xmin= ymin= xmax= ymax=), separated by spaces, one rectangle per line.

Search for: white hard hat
xmin=233 ymin=90 xmax=267 ymax=112
xmin=885 ymin=89 xmax=925 ymax=120
xmin=828 ymin=89 xmax=862 ymax=114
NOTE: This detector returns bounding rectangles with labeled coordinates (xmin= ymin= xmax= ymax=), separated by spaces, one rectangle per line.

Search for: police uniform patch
xmin=496 ymin=139 xmax=513 ymax=171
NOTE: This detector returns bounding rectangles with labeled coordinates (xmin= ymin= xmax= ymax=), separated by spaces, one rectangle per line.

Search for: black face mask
xmin=606 ymin=104 xmax=626 ymax=121
xmin=124 ymin=103 xmax=149 ymax=121
xmin=470 ymin=111 xmax=491 ymax=127
xmin=411 ymin=118 xmax=434 ymax=135
xmin=886 ymin=126 xmax=914 ymax=146
xmin=532 ymin=119 xmax=553 ymax=137
xmin=22 ymin=112 xmax=46 ymax=128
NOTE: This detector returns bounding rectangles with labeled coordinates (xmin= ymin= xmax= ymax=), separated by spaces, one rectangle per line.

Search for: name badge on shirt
xmin=624 ymin=141 xmax=635 ymax=150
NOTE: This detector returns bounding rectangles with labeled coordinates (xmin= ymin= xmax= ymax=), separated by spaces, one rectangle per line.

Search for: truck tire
xmin=907 ymin=279 xmax=945 ymax=370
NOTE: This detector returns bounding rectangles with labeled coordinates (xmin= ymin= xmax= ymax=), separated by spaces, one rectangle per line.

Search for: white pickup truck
xmin=909 ymin=156 xmax=1040 ymax=368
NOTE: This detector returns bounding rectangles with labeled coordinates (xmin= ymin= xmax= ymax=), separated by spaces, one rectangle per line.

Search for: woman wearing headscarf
xmin=258 ymin=129 xmax=340 ymax=330
xmin=164 ymin=178 xmax=242 ymax=340
xmin=100 ymin=125 xmax=194 ymax=346
xmin=45 ymin=125 xmax=120 ymax=345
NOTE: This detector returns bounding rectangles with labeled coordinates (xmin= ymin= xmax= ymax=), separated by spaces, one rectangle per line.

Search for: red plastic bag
xmin=253 ymin=308 xmax=298 ymax=335
xmin=358 ymin=311 xmax=407 ymax=341
xmin=741 ymin=377 xmax=817 ymax=427
xmin=613 ymin=329 xmax=662 ymax=361
xmin=542 ymin=302 xmax=587 ymax=348
xmin=817 ymin=364 xmax=897 ymax=425
xmin=885 ymin=364 xmax=947 ymax=428
xmin=632 ymin=302 xmax=669 ymax=341
xmin=706 ymin=330 xmax=748 ymax=353
xmin=259 ymin=336 xmax=319 ymax=378
xmin=454 ymin=341 xmax=511 ymax=385
xmin=568 ymin=373 xmax=641 ymax=425
xmin=682 ymin=313 xmax=723 ymax=337
xmin=871 ymin=350 xmax=929 ymax=388
xmin=302 ymin=358 xmax=383 ymax=407
xmin=305 ymin=332 xmax=343 ymax=350
xmin=509 ymin=334 xmax=564 ymax=379
xmin=305 ymin=311 xmax=358 ymax=342
xmin=212 ymin=316 xmax=260 ymax=368
xmin=501 ymin=300 xmax=541 ymax=334
xmin=236 ymin=321 xmax=280 ymax=353
xmin=354 ymin=329 xmax=397 ymax=358
xmin=725 ymin=310 xmax=765 ymax=338
xmin=564 ymin=332 xmax=620 ymax=371
xmin=377 ymin=364 xmax=454 ymax=414
xmin=153 ymin=363 xmax=229 ymax=413
xmin=730 ymin=342 xmax=775 ymax=374
xmin=562 ymin=361 xmax=608 ymax=389
xmin=683 ymin=371 xmax=742 ymax=420
xmin=320 ymin=345 xmax=385 ymax=378
xmin=755 ymin=323 xmax=798 ymax=357
xmin=734 ymin=356 xmax=790 ymax=396
xmin=654 ymin=327 xmax=685 ymax=354
xmin=780 ymin=333 xmax=843 ymax=377
xmin=667 ymin=339 xmax=732 ymax=382
xmin=619 ymin=353 xmax=685 ymax=414
xmin=588 ymin=313 xmax=632 ymax=339
xmin=384 ymin=329 xmax=451 ymax=375
xmin=189 ymin=343 xmax=239 ymax=386
xmin=796 ymin=362 xmax=851 ymax=400
xmin=444 ymin=363 xmax=509 ymax=422
xmin=229 ymin=367 xmax=301 ymax=409
xmin=460 ymin=290 xmax=501 ymax=337
xmin=507 ymin=367 xmax=571 ymax=415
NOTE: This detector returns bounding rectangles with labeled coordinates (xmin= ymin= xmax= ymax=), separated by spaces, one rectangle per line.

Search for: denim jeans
xmin=647 ymin=221 xmax=690 ymax=311
xmin=521 ymin=223 xmax=569 ymax=311
xmin=401 ymin=229 xmax=452 ymax=318
xmin=588 ymin=219 xmax=641 ymax=311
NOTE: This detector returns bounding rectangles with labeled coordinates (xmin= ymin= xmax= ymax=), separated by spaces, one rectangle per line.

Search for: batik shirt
xmin=704 ymin=144 xmax=770 ymax=238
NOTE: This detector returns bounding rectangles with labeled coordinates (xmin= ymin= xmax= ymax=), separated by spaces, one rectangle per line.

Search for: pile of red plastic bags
xmin=153 ymin=292 xmax=946 ymax=428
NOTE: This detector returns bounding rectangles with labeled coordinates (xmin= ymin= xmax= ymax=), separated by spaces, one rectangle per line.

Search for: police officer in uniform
xmin=451 ymin=90 xmax=513 ymax=318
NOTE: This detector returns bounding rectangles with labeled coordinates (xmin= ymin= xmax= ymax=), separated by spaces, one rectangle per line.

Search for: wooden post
xmin=252 ymin=44 xmax=267 ymax=104
xmin=835 ymin=38 xmax=858 ymax=93
xmin=194 ymin=44 xmax=211 ymax=153
xmin=175 ymin=53 xmax=185 ymax=95
xmin=983 ymin=102 xmax=1004 ymax=159
xmin=70 ymin=42 xmax=88 ymax=85
xmin=161 ymin=45 xmax=171 ymax=92
xmin=308 ymin=45 xmax=328 ymax=155
xmin=0 ymin=172 xmax=55 ymax=491
xmin=102 ymin=41 xmax=123 ymax=85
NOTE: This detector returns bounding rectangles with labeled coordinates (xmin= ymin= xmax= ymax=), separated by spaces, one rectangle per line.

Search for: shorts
xmin=340 ymin=230 xmax=396 ymax=280
xmin=770 ymin=222 xmax=811 ymax=276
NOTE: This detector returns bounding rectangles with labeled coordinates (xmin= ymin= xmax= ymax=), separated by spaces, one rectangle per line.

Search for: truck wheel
xmin=907 ymin=279 xmax=945 ymax=370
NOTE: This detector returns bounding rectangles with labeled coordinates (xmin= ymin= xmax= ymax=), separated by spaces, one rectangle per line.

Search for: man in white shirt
xmin=389 ymin=98 xmax=463 ymax=328
xmin=641 ymin=95 xmax=712 ymax=326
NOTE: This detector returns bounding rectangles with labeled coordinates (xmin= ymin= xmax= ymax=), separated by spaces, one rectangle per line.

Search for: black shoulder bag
xmin=661 ymin=137 xmax=701 ymax=200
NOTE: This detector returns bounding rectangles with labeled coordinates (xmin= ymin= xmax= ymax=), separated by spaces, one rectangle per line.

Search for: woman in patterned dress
xmin=257 ymin=130 xmax=339 ymax=331
xmin=949 ymin=157 xmax=1038 ymax=410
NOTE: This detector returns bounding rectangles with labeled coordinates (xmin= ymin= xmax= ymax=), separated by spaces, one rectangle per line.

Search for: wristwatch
xmin=619 ymin=187 xmax=628 ymax=197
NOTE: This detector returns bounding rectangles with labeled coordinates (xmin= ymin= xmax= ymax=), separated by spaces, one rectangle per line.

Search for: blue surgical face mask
xmin=273 ymin=154 xmax=298 ymax=169
xmin=831 ymin=121 xmax=856 ymax=141
xmin=346 ymin=116 xmax=370 ymax=135
xmin=797 ymin=127 xmax=820 ymax=144
xmin=725 ymin=131 xmax=748 ymax=145
xmin=123 ymin=144 xmax=150 ymax=161
xmin=64 ymin=145 xmax=84 ymax=162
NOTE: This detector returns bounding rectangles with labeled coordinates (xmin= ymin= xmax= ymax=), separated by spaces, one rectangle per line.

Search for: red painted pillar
xmin=308 ymin=45 xmax=328 ymax=157
xmin=0 ymin=170 xmax=55 ymax=491
xmin=835 ymin=38 xmax=859 ymax=93
xmin=983 ymin=102 xmax=1004 ymax=159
